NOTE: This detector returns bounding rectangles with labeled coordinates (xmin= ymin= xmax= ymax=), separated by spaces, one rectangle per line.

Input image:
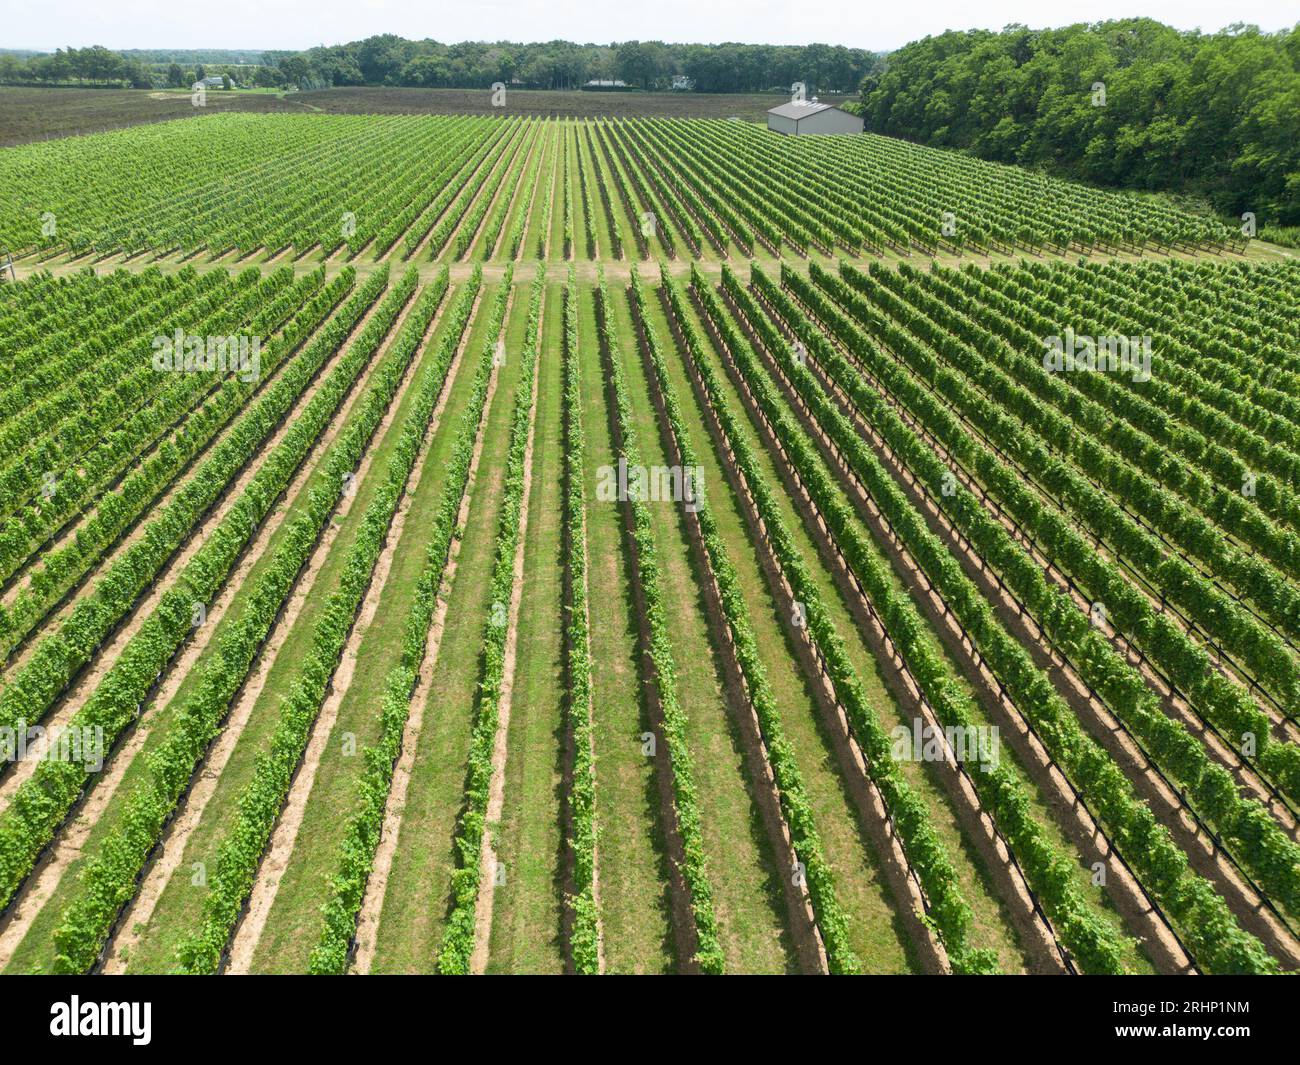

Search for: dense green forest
xmin=0 ymin=37 xmax=878 ymax=95
xmin=118 ymin=48 xmax=266 ymax=65
xmin=859 ymin=19 xmax=1300 ymax=225
xmin=263 ymin=36 xmax=880 ymax=93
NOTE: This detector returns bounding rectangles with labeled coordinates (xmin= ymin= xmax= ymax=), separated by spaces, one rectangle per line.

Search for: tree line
xmin=266 ymin=36 xmax=881 ymax=94
xmin=0 ymin=46 xmax=153 ymax=88
xmin=859 ymin=19 xmax=1300 ymax=226
xmin=0 ymin=47 xmax=269 ymax=90
xmin=0 ymin=37 xmax=880 ymax=96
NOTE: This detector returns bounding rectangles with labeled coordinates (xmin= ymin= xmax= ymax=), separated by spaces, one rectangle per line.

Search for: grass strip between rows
xmin=655 ymin=265 xmax=1003 ymax=974
xmin=436 ymin=263 xmax=538 ymax=974
xmin=594 ymin=266 xmax=724 ymax=973
xmin=171 ymin=267 xmax=460 ymax=974
xmin=0 ymin=266 xmax=395 ymax=934
xmin=305 ymin=268 xmax=492 ymax=974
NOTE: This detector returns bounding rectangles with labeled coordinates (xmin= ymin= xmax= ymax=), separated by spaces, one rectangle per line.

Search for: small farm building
xmin=766 ymin=100 xmax=863 ymax=136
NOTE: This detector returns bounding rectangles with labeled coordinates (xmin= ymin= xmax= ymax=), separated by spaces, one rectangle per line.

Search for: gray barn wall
xmin=767 ymin=112 xmax=799 ymax=135
xmin=795 ymin=109 xmax=864 ymax=135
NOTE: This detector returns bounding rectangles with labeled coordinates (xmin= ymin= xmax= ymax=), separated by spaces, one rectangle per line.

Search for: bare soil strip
xmin=469 ymin=297 xmax=543 ymax=973
xmin=220 ymin=292 xmax=466 ymax=974
xmin=100 ymin=290 xmax=455 ymax=974
xmin=0 ymin=286 xmax=419 ymax=971
xmin=350 ymin=303 xmax=498 ymax=975
xmin=10 ymin=246 xmax=1220 ymax=290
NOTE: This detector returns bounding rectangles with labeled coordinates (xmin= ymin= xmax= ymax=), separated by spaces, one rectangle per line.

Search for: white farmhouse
xmin=766 ymin=99 xmax=863 ymax=136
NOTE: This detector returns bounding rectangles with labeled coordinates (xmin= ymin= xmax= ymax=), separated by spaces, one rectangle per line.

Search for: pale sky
xmin=4 ymin=0 xmax=1296 ymax=53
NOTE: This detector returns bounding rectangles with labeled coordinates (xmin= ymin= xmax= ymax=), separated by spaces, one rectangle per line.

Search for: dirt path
xmin=221 ymin=289 xmax=471 ymax=974
xmin=10 ymin=231 xmax=1272 ymax=293
xmin=0 ymin=282 xmax=418 ymax=972
xmin=0 ymin=283 xmax=398 ymax=807
xmin=99 ymin=288 xmax=452 ymax=974
xmin=350 ymin=307 xmax=499 ymax=975
xmin=469 ymin=294 xmax=543 ymax=974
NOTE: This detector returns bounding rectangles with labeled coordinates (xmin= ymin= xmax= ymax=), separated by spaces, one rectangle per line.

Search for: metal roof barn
xmin=766 ymin=101 xmax=864 ymax=136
